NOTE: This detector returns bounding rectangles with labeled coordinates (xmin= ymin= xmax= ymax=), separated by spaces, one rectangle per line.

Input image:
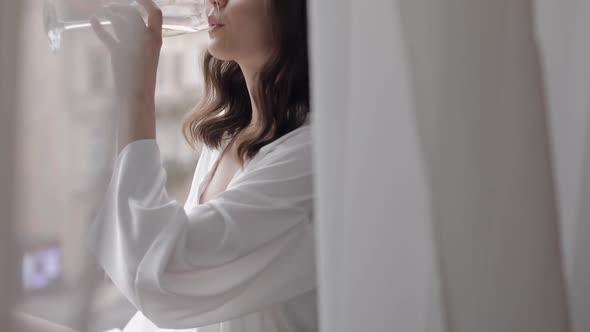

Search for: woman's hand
xmin=91 ymin=0 xmax=162 ymax=144
xmin=90 ymin=0 xmax=163 ymax=106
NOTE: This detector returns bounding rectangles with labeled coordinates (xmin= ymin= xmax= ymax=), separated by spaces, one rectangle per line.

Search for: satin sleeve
xmin=86 ymin=131 xmax=315 ymax=330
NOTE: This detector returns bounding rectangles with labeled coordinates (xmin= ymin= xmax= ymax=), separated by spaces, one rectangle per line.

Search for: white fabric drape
xmin=536 ymin=1 xmax=590 ymax=331
xmin=309 ymin=0 xmax=572 ymax=331
xmin=309 ymin=0 xmax=442 ymax=331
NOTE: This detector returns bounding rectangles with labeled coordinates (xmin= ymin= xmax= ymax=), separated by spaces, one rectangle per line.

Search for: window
xmin=13 ymin=1 xmax=209 ymax=330
xmin=174 ymin=53 xmax=184 ymax=87
xmin=157 ymin=54 xmax=168 ymax=87
xmin=88 ymin=49 xmax=107 ymax=92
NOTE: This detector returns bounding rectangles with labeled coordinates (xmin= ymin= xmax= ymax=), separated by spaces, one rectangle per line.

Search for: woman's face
xmin=207 ymin=0 xmax=274 ymax=69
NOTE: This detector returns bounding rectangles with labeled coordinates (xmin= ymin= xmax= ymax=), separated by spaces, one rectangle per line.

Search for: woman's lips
xmin=208 ymin=23 xmax=224 ymax=31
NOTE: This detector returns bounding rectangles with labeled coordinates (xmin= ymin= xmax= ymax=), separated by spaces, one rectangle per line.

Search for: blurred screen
xmin=21 ymin=243 xmax=62 ymax=291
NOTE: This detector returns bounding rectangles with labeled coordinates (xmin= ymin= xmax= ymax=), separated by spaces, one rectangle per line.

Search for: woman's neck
xmin=239 ymin=64 xmax=262 ymax=130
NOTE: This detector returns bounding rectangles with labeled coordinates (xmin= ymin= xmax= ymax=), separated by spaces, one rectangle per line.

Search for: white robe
xmin=87 ymin=119 xmax=317 ymax=332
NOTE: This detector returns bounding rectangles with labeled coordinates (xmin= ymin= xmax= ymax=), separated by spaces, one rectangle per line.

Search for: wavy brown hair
xmin=181 ymin=0 xmax=310 ymax=165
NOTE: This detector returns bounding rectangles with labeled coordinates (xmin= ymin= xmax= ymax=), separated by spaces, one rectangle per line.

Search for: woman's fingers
xmin=90 ymin=16 xmax=117 ymax=51
xmin=136 ymin=0 xmax=163 ymax=38
xmin=89 ymin=1 xmax=163 ymax=102
xmin=92 ymin=1 xmax=160 ymax=49
xmin=109 ymin=4 xmax=146 ymax=30
xmin=103 ymin=9 xmax=130 ymax=42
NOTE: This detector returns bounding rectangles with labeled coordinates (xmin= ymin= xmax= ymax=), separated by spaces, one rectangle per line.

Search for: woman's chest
xmin=199 ymin=149 xmax=243 ymax=204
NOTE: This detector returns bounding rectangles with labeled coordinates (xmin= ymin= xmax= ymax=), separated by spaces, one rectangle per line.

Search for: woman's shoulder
xmin=235 ymin=123 xmax=312 ymax=187
xmin=197 ymin=121 xmax=311 ymax=163
xmin=266 ymin=113 xmax=312 ymax=150
xmin=257 ymin=122 xmax=312 ymax=159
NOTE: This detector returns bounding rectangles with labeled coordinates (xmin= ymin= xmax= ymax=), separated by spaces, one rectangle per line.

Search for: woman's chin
xmin=207 ymin=43 xmax=232 ymax=62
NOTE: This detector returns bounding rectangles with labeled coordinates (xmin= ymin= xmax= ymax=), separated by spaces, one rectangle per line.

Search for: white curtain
xmin=536 ymin=1 xmax=590 ymax=331
xmin=309 ymin=0 xmax=575 ymax=331
xmin=0 ymin=0 xmax=22 ymax=327
xmin=309 ymin=0 xmax=441 ymax=331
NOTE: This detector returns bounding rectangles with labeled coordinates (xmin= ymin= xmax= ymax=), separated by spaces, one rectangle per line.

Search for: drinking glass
xmin=44 ymin=0 xmax=218 ymax=51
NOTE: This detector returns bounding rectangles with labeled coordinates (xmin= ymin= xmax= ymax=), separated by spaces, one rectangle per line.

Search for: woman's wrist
xmin=120 ymin=97 xmax=157 ymax=144
xmin=122 ymin=97 xmax=156 ymax=114
xmin=121 ymin=90 xmax=155 ymax=111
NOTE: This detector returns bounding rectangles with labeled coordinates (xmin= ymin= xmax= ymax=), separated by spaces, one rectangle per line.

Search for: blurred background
xmin=4 ymin=0 xmax=590 ymax=331
xmin=12 ymin=0 xmax=208 ymax=330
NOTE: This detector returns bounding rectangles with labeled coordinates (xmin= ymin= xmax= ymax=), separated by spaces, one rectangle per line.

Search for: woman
xmin=13 ymin=0 xmax=316 ymax=331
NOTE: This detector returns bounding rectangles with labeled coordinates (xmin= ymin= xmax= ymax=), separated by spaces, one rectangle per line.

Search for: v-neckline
xmin=197 ymin=135 xmax=242 ymax=205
